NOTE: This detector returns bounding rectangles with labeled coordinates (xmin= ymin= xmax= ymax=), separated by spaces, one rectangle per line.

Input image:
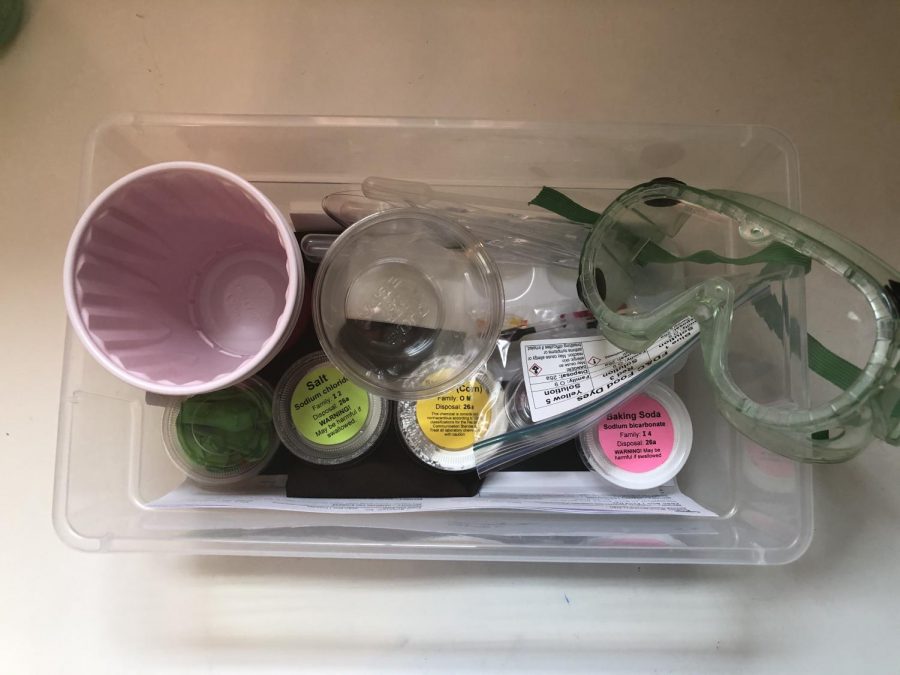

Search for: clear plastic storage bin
xmin=54 ymin=115 xmax=812 ymax=563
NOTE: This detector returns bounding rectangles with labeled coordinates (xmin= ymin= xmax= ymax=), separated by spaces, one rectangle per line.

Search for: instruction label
xmin=521 ymin=317 xmax=699 ymax=422
xmin=598 ymin=392 xmax=674 ymax=472
xmin=291 ymin=365 xmax=369 ymax=445
xmin=416 ymin=377 xmax=493 ymax=450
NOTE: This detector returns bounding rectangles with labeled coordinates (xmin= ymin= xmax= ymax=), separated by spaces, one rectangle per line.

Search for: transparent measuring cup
xmin=313 ymin=208 xmax=506 ymax=400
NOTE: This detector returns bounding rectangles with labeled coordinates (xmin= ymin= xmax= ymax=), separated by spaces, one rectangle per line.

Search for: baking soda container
xmin=162 ymin=377 xmax=279 ymax=485
xmin=273 ymin=351 xmax=389 ymax=466
xmin=64 ymin=162 xmax=303 ymax=395
xmin=397 ymin=365 xmax=507 ymax=472
xmin=578 ymin=382 xmax=692 ymax=489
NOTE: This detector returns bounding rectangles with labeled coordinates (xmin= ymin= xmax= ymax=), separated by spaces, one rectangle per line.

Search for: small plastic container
xmin=397 ymin=366 xmax=507 ymax=472
xmin=161 ymin=377 xmax=279 ymax=485
xmin=273 ymin=351 xmax=390 ymax=466
xmin=578 ymin=382 xmax=692 ymax=489
xmin=313 ymin=208 xmax=505 ymax=401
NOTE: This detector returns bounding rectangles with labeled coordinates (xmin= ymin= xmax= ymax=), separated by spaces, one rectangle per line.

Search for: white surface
xmin=1 ymin=1 xmax=899 ymax=672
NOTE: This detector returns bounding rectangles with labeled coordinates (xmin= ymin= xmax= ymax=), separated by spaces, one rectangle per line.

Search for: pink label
xmin=598 ymin=393 xmax=674 ymax=473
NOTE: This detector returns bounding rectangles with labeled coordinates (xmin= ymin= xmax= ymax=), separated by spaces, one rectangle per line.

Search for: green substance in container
xmin=174 ymin=383 xmax=275 ymax=474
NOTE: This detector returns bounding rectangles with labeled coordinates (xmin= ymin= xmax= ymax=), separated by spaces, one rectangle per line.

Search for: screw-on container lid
xmin=578 ymin=382 xmax=692 ymax=489
xmin=273 ymin=351 xmax=389 ymax=466
xmin=162 ymin=376 xmax=279 ymax=486
xmin=396 ymin=363 xmax=507 ymax=472
xmin=312 ymin=208 xmax=505 ymax=401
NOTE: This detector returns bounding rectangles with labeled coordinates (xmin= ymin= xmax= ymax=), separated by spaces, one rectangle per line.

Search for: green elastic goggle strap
xmin=750 ymin=293 xmax=900 ymax=440
xmin=633 ymin=240 xmax=812 ymax=272
xmin=530 ymin=186 xmax=873 ymax=438
xmin=530 ymin=186 xmax=811 ymax=270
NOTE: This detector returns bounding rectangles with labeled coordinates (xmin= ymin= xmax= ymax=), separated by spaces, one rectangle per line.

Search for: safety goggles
xmin=532 ymin=179 xmax=900 ymax=463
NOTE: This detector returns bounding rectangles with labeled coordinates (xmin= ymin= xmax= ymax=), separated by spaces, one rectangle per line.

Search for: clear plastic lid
xmin=162 ymin=376 xmax=279 ymax=486
xmin=313 ymin=208 xmax=505 ymax=400
xmin=273 ymin=351 xmax=389 ymax=466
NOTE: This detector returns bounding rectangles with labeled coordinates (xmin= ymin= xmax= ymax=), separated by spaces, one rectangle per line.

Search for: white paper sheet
xmin=149 ymin=472 xmax=715 ymax=517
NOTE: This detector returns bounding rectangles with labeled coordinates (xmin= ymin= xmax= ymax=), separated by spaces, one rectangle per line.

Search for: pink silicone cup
xmin=64 ymin=162 xmax=303 ymax=395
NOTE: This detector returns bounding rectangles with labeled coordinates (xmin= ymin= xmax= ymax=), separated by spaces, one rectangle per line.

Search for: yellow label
xmin=291 ymin=365 xmax=369 ymax=446
xmin=415 ymin=377 xmax=493 ymax=450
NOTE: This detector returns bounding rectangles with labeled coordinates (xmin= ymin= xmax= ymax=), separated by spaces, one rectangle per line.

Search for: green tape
xmin=529 ymin=186 xmax=601 ymax=225
xmin=635 ymin=240 xmax=812 ymax=273
xmin=807 ymin=334 xmax=862 ymax=392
